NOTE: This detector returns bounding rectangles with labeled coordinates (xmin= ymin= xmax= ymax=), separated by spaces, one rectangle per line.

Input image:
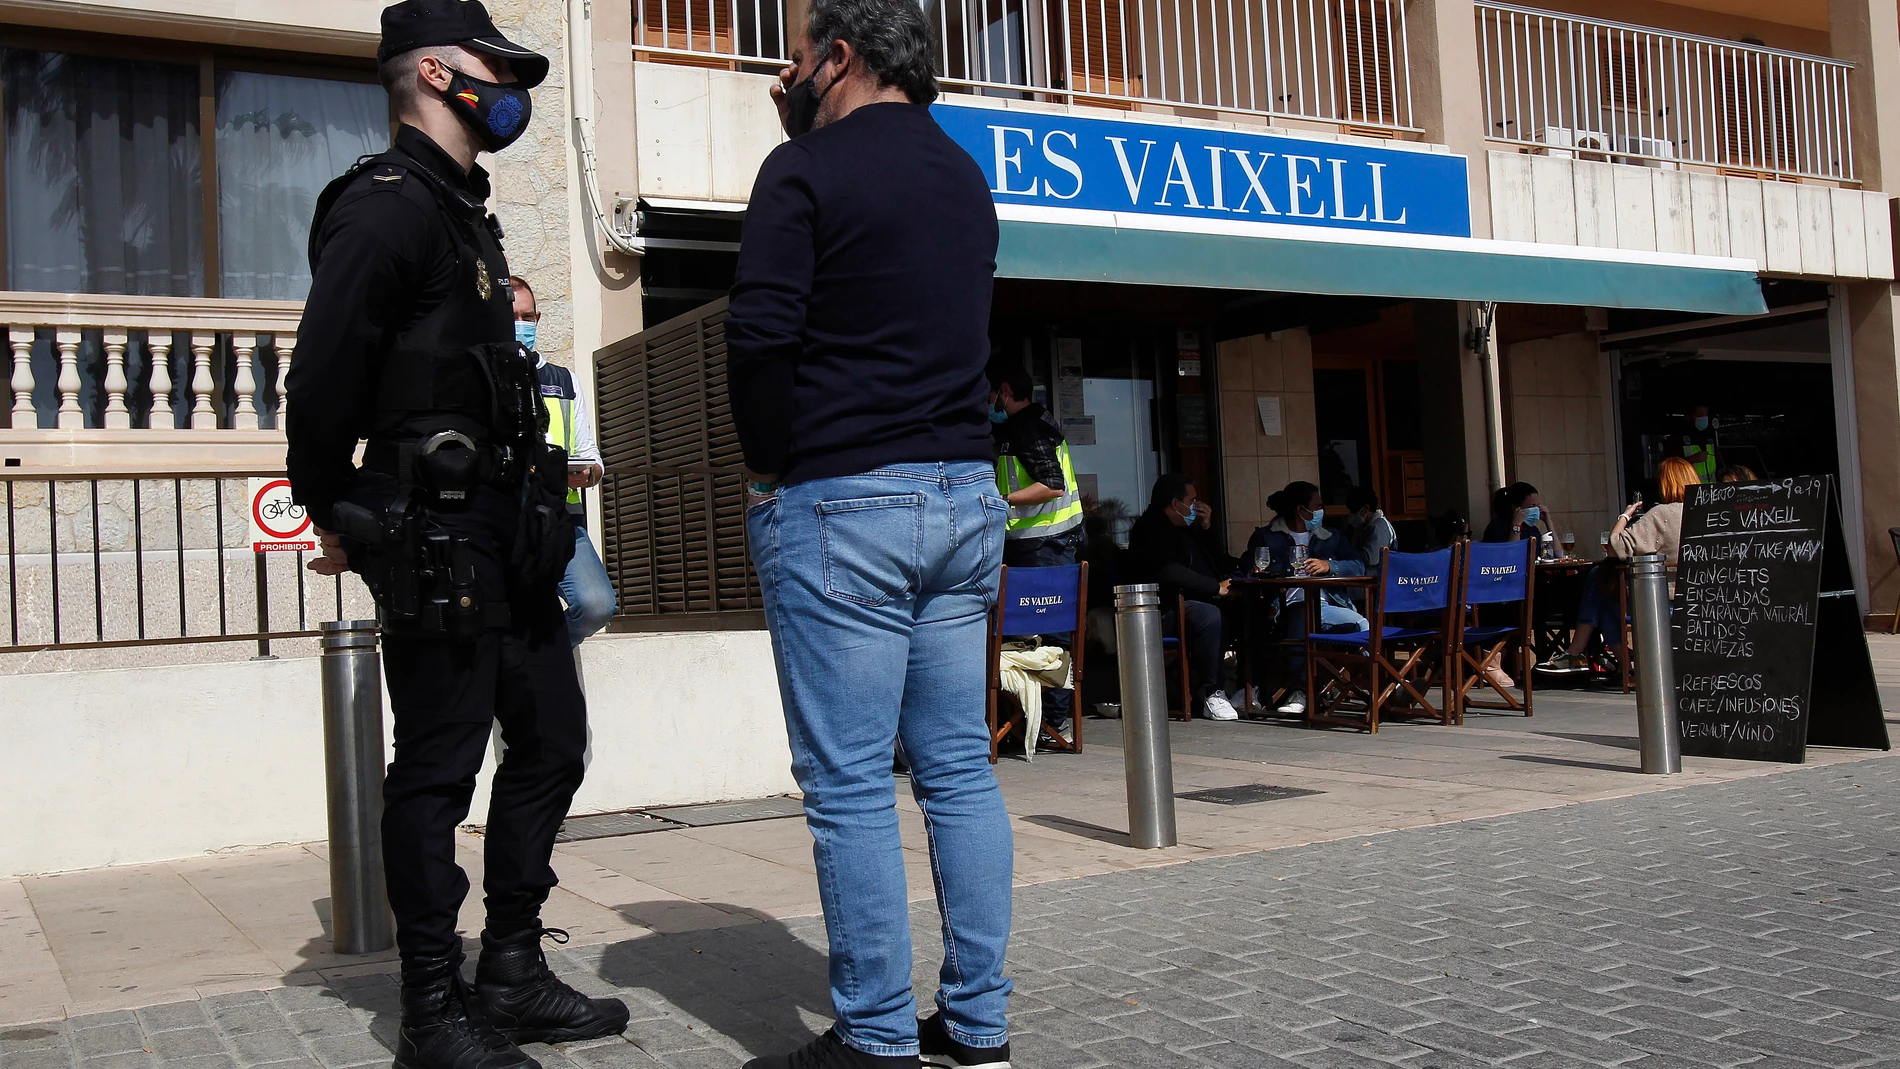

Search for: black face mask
xmin=445 ymin=68 xmax=533 ymax=152
xmin=783 ymin=57 xmax=839 ymax=137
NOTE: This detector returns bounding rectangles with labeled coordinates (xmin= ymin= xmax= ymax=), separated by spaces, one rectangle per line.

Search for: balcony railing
xmin=1476 ymin=2 xmax=1854 ymax=182
xmin=636 ymin=0 xmax=1417 ymax=131
xmin=2 ymin=292 xmax=303 ymax=433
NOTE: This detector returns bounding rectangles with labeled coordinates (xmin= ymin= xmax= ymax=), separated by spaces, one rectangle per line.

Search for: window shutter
xmin=638 ymin=0 xmax=734 ymax=54
xmin=595 ymin=297 xmax=762 ymax=627
xmin=1062 ymin=0 xmax=1139 ymax=98
xmin=1721 ymin=53 xmax=1797 ymax=174
xmin=1335 ymin=0 xmax=1399 ymax=127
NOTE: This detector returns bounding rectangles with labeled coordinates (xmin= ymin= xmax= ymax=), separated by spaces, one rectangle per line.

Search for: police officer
xmin=510 ymin=276 xmax=616 ymax=647
xmin=284 ymin=4 xmax=628 ymax=1069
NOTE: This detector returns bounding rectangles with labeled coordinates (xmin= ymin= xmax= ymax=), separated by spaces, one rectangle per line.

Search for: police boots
xmin=474 ymin=928 xmax=631 ymax=1045
xmin=395 ymin=950 xmax=538 ymax=1069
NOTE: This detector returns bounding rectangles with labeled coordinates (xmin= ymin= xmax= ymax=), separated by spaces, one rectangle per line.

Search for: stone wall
xmin=489 ymin=0 xmax=577 ymax=370
xmin=1216 ymin=330 xmax=1321 ymax=553
xmin=1504 ymin=332 xmax=1618 ymax=558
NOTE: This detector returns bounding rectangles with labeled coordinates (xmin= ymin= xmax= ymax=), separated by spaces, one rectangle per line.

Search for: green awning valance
xmin=996 ymin=213 xmax=1767 ymax=315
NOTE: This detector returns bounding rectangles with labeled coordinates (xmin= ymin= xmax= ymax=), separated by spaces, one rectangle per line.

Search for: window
xmin=0 ymin=41 xmax=385 ymax=299
xmin=216 ymin=71 xmax=389 ymax=300
xmin=2 ymin=50 xmax=203 ymax=296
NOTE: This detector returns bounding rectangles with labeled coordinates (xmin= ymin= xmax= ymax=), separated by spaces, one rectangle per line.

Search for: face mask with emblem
xmin=445 ymin=68 xmax=533 ymax=152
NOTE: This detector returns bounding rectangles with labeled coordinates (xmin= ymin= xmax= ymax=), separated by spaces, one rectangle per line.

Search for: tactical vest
xmin=536 ymin=359 xmax=585 ymax=511
xmin=310 ymin=145 xmax=544 ymax=465
xmin=996 ymin=438 xmax=1084 ymax=541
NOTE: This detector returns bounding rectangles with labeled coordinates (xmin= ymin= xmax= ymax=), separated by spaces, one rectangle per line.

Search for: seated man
xmin=1341 ymin=486 xmax=1397 ymax=567
xmin=1127 ymin=474 xmax=1240 ymax=721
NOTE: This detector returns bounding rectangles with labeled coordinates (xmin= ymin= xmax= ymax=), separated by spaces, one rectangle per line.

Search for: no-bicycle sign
xmin=248 ymin=477 xmax=317 ymax=553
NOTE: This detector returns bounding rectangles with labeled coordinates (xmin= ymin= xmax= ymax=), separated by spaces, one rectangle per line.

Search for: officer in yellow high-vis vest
xmin=513 ymin=276 xmax=616 ymax=646
xmin=989 ymin=366 xmax=1085 ymax=568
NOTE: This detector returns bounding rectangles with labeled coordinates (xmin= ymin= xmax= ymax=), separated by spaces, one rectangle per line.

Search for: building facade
xmin=2 ymin=0 xmax=1899 ymax=872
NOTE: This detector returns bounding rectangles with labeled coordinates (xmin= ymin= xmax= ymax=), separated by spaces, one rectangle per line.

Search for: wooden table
xmin=1227 ymin=573 xmax=1377 ymax=716
xmin=1533 ymin=557 xmax=1632 ymax=692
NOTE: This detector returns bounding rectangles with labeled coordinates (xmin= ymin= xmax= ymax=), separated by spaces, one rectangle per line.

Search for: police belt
xmin=363 ymin=434 xmax=517 ymax=497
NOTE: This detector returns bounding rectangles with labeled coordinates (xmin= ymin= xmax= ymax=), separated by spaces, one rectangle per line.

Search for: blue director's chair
xmin=986 ymin=563 xmax=1089 ymax=762
xmin=1456 ymin=538 xmax=1537 ymax=720
xmin=1307 ymin=547 xmax=1457 ymax=732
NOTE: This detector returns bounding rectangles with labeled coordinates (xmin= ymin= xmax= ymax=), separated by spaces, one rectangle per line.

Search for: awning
xmin=995 ymin=207 xmax=1768 ymax=315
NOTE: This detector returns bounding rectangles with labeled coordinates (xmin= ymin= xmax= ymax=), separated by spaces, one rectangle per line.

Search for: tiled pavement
xmin=4 ymin=751 xmax=1895 ymax=1069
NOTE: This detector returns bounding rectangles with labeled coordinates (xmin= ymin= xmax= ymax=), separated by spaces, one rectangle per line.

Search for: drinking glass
xmin=1561 ymin=531 xmax=1576 ymax=557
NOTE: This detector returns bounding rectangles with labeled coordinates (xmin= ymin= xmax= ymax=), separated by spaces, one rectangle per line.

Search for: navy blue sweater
xmin=726 ymin=102 xmax=999 ymax=484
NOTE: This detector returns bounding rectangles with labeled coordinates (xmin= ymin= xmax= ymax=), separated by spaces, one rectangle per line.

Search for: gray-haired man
xmin=726 ymin=0 xmax=1014 ymax=1067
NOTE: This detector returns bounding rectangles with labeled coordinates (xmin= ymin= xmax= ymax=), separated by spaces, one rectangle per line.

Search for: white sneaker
xmin=1203 ymin=691 xmax=1241 ymax=721
xmin=1277 ymin=689 xmax=1308 ymax=715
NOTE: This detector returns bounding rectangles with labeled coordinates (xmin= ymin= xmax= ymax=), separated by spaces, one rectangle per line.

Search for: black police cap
xmin=379 ymin=0 xmax=550 ymax=90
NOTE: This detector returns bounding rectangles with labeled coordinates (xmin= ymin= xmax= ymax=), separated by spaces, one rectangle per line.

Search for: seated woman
xmin=1483 ymin=482 xmax=1548 ymax=545
xmin=1540 ymin=456 xmax=1699 ymax=672
xmin=1245 ymin=481 xmax=1371 ymax=715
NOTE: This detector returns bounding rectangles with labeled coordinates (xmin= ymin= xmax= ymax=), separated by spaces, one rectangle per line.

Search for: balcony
xmin=1476 ymin=2 xmax=1854 ymax=183
xmin=636 ymin=0 xmax=1416 ymax=131
xmin=1 ymin=292 xmax=302 ymax=471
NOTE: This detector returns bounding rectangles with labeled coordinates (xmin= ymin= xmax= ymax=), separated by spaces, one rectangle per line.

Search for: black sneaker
xmin=744 ymin=1029 xmax=920 ymax=1069
xmin=473 ymin=928 xmax=630 ymax=1045
xmin=918 ymin=1014 xmax=1011 ymax=1069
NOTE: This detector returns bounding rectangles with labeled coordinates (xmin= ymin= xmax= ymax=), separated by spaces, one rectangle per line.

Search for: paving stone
xmin=220 ymin=1033 xmax=306 ymax=1069
xmin=143 ymin=1031 xmax=226 ymax=1063
xmin=18 ymin=759 xmax=1900 ymax=1069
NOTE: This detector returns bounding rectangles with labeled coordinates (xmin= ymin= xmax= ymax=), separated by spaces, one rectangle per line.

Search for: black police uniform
xmin=287 ymin=120 xmax=587 ymax=964
xmin=285 ymin=14 xmax=625 ymax=1069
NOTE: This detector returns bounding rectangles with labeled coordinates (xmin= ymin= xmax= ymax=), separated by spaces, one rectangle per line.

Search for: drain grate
xmin=645 ymin=796 xmax=808 ymax=827
xmin=1176 ymin=784 xmax=1323 ymax=806
xmin=555 ymin=811 xmax=682 ymax=842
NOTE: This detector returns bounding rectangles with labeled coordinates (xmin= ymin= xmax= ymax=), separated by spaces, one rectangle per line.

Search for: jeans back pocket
xmin=817 ymin=493 xmax=925 ymax=607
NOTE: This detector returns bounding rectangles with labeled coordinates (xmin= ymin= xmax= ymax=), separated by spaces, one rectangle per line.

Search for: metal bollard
xmin=1627 ymin=554 xmax=1681 ymax=775
xmin=1113 ymin=584 xmax=1178 ymax=848
xmin=319 ymin=620 xmax=395 ymax=953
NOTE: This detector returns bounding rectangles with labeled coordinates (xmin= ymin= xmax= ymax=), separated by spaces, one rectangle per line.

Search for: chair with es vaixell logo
xmin=1305 ymin=547 xmax=1458 ymax=732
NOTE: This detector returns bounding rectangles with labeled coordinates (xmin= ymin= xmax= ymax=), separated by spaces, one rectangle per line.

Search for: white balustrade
xmin=275 ymin=332 xmax=297 ymax=431
xmin=55 ymin=328 xmax=82 ymax=429
xmin=637 ymin=0 xmax=1415 ymax=130
xmin=148 ymin=334 xmax=176 ymax=430
xmin=234 ymin=333 xmax=260 ymax=430
xmin=0 ymin=291 xmax=303 ymax=435
xmin=103 ymin=330 xmax=131 ymax=429
xmin=8 ymin=327 xmax=32 ymax=427
xmin=1477 ymin=2 xmax=1854 ymax=181
xmin=188 ymin=332 xmax=216 ymax=430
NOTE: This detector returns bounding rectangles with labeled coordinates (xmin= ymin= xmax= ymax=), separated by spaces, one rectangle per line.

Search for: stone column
xmin=1415 ymin=301 xmax=1494 ymax=527
xmin=489 ymin=0 xmax=575 ymax=369
xmin=1405 ymin=0 xmax=1491 ymax=238
xmin=1832 ymin=0 xmax=1900 ymax=620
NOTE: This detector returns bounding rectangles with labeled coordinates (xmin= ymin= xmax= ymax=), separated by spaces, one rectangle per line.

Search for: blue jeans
xmin=559 ymin=526 xmax=616 ymax=647
xmin=747 ymin=462 xmax=1014 ymax=1057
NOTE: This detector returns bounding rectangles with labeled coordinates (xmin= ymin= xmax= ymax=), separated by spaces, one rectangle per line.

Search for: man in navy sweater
xmin=725 ymin=2 xmax=1012 ymax=1068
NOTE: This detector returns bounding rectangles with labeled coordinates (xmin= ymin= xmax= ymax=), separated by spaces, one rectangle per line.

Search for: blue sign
xmin=931 ymin=102 xmax=1472 ymax=239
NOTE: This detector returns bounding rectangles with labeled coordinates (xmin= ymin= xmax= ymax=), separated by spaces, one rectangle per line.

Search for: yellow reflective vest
xmin=995 ymin=437 xmax=1084 ymax=540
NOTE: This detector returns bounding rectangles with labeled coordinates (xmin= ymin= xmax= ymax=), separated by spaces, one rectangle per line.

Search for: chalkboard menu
xmin=1673 ymin=476 xmax=1888 ymax=762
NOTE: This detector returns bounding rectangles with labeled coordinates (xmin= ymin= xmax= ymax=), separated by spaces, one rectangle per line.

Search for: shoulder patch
xmin=372 ymin=173 xmax=403 ymax=183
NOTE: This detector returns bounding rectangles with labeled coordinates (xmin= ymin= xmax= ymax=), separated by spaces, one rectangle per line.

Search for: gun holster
xmin=332 ymin=494 xmax=508 ymax=641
